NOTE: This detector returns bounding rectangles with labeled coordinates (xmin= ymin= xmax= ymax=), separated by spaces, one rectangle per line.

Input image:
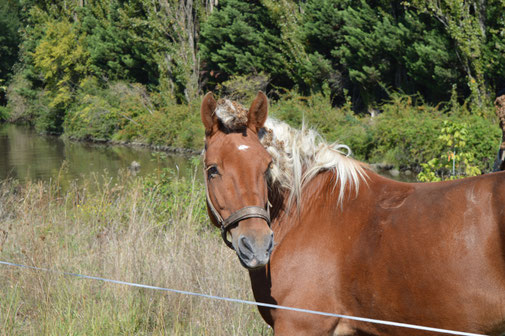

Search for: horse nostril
xmin=267 ymin=233 xmax=274 ymax=253
xmin=239 ymin=235 xmax=254 ymax=254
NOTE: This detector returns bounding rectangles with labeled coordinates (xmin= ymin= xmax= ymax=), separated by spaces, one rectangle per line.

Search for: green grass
xmin=0 ymin=172 xmax=271 ymax=335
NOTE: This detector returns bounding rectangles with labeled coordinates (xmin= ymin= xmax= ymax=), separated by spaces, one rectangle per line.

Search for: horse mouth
xmin=237 ymin=252 xmax=271 ymax=270
xmin=234 ymin=233 xmax=274 ymax=269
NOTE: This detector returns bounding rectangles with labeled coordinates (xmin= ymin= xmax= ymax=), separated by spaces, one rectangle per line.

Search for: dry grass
xmin=0 ymin=171 xmax=271 ymax=335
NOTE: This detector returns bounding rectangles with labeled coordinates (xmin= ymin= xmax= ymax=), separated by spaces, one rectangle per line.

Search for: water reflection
xmin=0 ymin=124 xmax=199 ymax=183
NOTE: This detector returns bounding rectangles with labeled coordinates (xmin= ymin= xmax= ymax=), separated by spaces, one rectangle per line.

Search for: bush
xmin=63 ymin=78 xmax=205 ymax=149
xmin=417 ymin=120 xmax=482 ymax=181
xmin=116 ymin=98 xmax=204 ymax=149
xmin=216 ymin=73 xmax=270 ymax=102
xmin=367 ymin=95 xmax=500 ymax=172
xmin=64 ymin=80 xmax=150 ymax=140
xmin=0 ymin=106 xmax=8 ymax=121
xmin=269 ymin=91 xmax=378 ymax=161
xmin=269 ymin=91 xmax=501 ymax=173
xmin=5 ymin=71 xmax=38 ymax=123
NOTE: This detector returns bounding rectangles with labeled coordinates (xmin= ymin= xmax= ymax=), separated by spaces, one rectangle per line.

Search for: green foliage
xmin=302 ymin=0 xmax=469 ymax=108
xmin=30 ymin=17 xmax=90 ymax=133
xmin=302 ymin=0 xmax=342 ymax=59
xmin=78 ymin=2 xmax=158 ymax=86
xmin=217 ymin=72 xmax=269 ymax=101
xmin=483 ymin=1 xmax=505 ymax=92
xmin=0 ymin=0 xmax=21 ymax=86
xmin=417 ymin=121 xmax=482 ymax=181
xmin=4 ymin=71 xmax=38 ymax=123
xmin=368 ymin=94 xmax=499 ymax=172
xmin=270 ymin=91 xmax=500 ymax=172
xmin=142 ymin=165 xmax=207 ymax=225
xmin=200 ymin=0 xmax=288 ymax=87
xmin=137 ymin=0 xmax=209 ymax=102
xmin=0 ymin=106 xmax=8 ymax=122
xmin=64 ymin=80 xmax=144 ymax=140
xmin=270 ymin=90 xmax=373 ymax=161
xmin=370 ymin=96 xmax=446 ymax=167
xmin=407 ymin=0 xmax=505 ymax=108
xmin=5 ymin=0 xmax=212 ymax=131
xmin=117 ymin=98 xmax=204 ymax=149
xmin=64 ymin=78 xmax=204 ymax=149
xmin=402 ymin=13 xmax=464 ymax=101
xmin=2 ymin=0 xmax=504 ymax=172
xmin=333 ymin=1 xmax=408 ymax=105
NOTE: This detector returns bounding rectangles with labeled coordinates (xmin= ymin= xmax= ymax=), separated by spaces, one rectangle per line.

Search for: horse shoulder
xmin=375 ymin=180 xmax=415 ymax=210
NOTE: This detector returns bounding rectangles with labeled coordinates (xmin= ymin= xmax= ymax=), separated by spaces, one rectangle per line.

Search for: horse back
xmin=338 ymin=171 xmax=505 ymax=335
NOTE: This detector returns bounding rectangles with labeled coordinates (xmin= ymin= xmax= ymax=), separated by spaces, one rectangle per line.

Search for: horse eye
xmin=265 ymin=161 xmax=273 ymax=173
xmin=207 ymin=166 xmax=219 ymax=179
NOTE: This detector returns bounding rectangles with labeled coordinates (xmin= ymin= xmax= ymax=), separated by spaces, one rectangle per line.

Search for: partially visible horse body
xmin=201 ymin=92 xmax=505 ymax=335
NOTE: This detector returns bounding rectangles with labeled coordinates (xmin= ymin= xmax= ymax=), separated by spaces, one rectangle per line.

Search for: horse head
xmin=201 ymin=91 xmax=274 ymax=269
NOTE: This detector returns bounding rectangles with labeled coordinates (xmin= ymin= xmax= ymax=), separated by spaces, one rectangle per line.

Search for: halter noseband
xmin=204 ymin=165 xmax=271 ymax=249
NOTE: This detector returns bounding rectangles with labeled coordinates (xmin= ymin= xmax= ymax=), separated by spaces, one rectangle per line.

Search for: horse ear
xmin=201 ymin=92 xmax=217 ymax=135
xmin=248 ymin=91 xmax=268 ymax=131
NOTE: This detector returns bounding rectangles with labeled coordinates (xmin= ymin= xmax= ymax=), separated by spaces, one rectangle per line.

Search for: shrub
xmin=0 ymin=106 xmax=8 ymax=121
xmin=5 ymin=71 xmax=38 ymax=123
xmin=269 ymin=91 xmax=501 ymax=173
xmin=216 ymin=73 xmax=270 ymax=102
xmin=117 ymin=99 xmax=204 ymax=149
xmin=64 ymin=80 xmax=150 ymax=140
xmin=417 ymin=120 xmax=483 ymax=181
xmin=368 ymin=95 xmax=500 ymax=172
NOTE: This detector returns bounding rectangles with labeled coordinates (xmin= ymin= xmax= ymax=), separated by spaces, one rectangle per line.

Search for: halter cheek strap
xmin=203 ymin=165 xmax=271 ymax=249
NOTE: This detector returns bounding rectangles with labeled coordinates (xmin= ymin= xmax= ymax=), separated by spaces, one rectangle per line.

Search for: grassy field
xmin=0 ymin=170 xmax=271 ymax=335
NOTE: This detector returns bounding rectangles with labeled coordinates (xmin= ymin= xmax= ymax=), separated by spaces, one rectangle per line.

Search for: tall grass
xmin=0 ymin=171 xmax=270 ymax=335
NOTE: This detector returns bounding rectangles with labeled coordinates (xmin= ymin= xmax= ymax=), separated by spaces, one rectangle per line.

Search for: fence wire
xmin=0 ymin=260 xmax=487 ymax=336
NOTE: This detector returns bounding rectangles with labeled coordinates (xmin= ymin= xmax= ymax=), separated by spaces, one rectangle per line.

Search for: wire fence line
xmin=0 ymin=260 xmax=487 ymax=336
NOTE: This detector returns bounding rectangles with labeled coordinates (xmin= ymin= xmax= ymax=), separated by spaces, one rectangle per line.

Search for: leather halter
xmin=203 ymin=164 xmax=271 ymax=249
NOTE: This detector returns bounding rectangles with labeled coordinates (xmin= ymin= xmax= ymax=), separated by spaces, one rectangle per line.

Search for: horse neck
xmin=269 ymin=169 xmax=371 ymax=243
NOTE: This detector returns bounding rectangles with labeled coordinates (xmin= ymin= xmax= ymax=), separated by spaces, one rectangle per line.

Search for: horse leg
xmin=272 ymin=315 xmax=380 ymax=336
xmin=272 ymin=311 xmax=339 ymax=336
xmin=333 ymin=319 xmax=359 ymax=335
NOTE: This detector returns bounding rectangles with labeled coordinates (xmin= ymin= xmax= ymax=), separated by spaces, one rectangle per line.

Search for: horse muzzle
xmin=234 ymin=228 xmax=274 ymax=269
xmin=213 ymin=205 xmax=273 ymax=269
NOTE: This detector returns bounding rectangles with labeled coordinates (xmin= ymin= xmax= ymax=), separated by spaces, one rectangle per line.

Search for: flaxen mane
xmin=214 ymin=99 xmax=367 ymax=206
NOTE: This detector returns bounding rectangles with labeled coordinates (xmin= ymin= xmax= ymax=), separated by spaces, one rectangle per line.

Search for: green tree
xmin=136 ymin=0 xmax=211 ymax=102
xmin=0 ymin=0 xmax=21 ymax=105
xmin=302 ymin=0 xmax=468 ymax=110
xmin=261 ymin=0 xmax=332 ymax=94
xmin=31 ymin=17 xmax=90 ymax=132
xmin=407 ymin=0 xmax=505 ymax=108
xmin=417 ymin=120 xmax=482 ymax=181
xmin=199 ymin=0 xmax=289 ymax=89
xmin=0 ymin=0 xmax=21 ymax=83
xmin=78 ymin=1 xmax=158 ymax=87
xmin=482 ymin=0 xmax=505 ymax=95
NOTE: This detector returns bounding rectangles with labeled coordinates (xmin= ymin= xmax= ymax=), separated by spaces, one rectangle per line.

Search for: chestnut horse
xmin=201 ymin=92 xmax=505 ymax=336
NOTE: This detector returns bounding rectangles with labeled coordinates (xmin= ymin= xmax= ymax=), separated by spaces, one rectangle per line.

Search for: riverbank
xmin=5 ymin=85 xmax=502 ymax=176
xmin=66 ymin=136 xmax=201 ymax=155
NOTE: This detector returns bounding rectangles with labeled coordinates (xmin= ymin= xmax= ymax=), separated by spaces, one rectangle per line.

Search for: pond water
xmin=0 ymin=124 xmax=198 ymax=183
